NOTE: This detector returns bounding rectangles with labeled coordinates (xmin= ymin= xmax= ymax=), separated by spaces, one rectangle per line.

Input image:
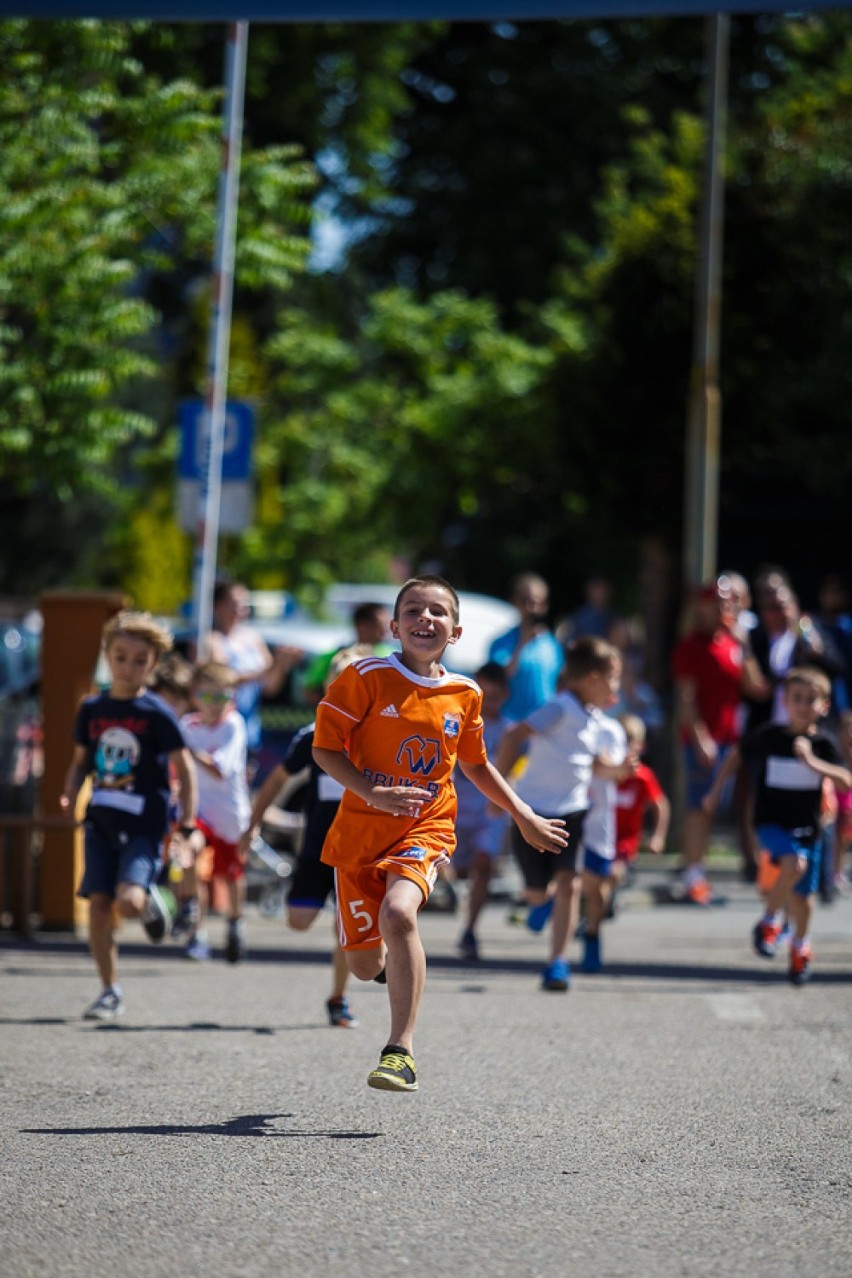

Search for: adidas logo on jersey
xmin=380 ymin=704 xmax=400 ymax=718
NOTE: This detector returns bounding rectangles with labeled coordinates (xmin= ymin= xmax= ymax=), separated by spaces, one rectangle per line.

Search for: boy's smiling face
xmin=391 ymin=583 xmax=461 ymax=671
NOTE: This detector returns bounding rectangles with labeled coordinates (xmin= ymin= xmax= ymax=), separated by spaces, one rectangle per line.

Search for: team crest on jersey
xmin=443 ymin=712 xmax=462 ymax=739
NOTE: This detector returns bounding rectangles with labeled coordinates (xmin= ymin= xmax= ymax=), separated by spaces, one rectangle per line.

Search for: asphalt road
xmin=2 ymin=869 xmax=851 ymax=1278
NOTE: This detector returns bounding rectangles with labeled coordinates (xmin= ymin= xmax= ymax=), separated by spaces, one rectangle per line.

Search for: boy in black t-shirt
xmin=61 ymin=612 xmax=198 ymax=1020
xmin=704 ymin=667 xmax=851 ymax=985
xmin=239 ymin=645 xmax=375 ymax=1028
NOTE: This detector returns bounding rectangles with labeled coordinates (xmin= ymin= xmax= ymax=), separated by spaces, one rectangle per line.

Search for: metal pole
xmin=683 ymin=13 xmax=730 ymax=588
xmin=192 ymin=21 xmax=249 ymax=650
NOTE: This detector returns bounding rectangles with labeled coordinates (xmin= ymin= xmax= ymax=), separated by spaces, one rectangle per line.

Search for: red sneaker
xmin=752 ymin=919 xmax=783 ymax=958
xmin=685 ymin=879 xmax=713 ymax=907
xmin=789 ymin=944 xmax=812 ymax=986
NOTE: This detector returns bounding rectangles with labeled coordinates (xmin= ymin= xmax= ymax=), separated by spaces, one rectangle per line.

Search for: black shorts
xmin=510 ymin=809 xmax=587 ymax=890
xmin=287 ymin=853 xmax=335 ymax=911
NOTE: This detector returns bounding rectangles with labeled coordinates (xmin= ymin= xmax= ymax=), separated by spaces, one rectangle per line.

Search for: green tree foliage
xmin=0 ymin=18 xmax=314 ymax=596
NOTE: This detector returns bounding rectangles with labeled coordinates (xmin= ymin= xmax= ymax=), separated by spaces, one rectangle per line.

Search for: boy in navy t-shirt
xmin=704 ymin=666 xmax=851 ymax=985
xmin=61 ymin=612 xmax=197 ymax=1020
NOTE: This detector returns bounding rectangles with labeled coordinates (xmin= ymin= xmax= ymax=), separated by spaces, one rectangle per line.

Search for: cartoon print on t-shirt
xmin=94 ymin=727 xmax=141 ymax=792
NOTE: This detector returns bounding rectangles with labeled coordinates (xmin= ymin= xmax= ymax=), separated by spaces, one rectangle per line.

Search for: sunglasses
xmin=196 ymin=690 xmax=231 ymax=703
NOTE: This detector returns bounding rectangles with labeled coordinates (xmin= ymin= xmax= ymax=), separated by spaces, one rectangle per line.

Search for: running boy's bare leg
xmin=88 ymin=893 xmax=119 ymax=989
xmin=548 ymin=868 xmax=582 ymax=962
xmin=379 ymin=875 xmax=426 ymax=1053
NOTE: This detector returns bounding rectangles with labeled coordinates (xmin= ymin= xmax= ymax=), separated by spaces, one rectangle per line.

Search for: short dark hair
xmin=475 ymin=661 xmax=509 ymax=687
xmin=394 ymin=575 xmax=460 ymax=623
xmin=353 ymin=601 xmax=388 ymax=626
xmin=562 ymin=635 xmax=619 ymax=682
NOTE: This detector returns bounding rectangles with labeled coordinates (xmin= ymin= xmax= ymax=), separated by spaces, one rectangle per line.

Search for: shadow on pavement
xmin=20 ymin=1113 xmax=383 ymax=1140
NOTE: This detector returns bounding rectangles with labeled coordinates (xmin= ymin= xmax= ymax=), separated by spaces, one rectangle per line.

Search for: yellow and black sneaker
xmin=367 ymin=1044 xmax=418 ymax=1092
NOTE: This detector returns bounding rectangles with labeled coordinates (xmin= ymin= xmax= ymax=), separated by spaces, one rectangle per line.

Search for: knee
xmin=115 ymin=888 xmax=144 ymax=919
xmin=286 ymin=910 xmax=315 ymax=932
xmin=379 ymin=896 xmax=418 ymax=939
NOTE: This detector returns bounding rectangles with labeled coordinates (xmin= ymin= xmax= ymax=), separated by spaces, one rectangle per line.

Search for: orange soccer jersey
xmin=314 ymin=651 xmax=487 ymax=873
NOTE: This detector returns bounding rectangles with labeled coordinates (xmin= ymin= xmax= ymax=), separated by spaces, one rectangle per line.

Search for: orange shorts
xmin=333 ymin=845 xmax=450 ymax=951
xmin=196 ymin=819 xmax=244 ymax=884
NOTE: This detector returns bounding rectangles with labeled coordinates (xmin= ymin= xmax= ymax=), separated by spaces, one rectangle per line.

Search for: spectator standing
xmin=200 ymin=580 xmax=298 ymax=767
xmin=562 ymin=575 xmax=618 ymax=641
xmin=301 ymin=601 xmax=393 ymax=705
xmin=746 ymin=580 xmax=844 ymax=729
xmin=488 ymin=573 xmax=563 ymax=723
xmin=671 ymin=579 xmax=768 ymax=906
xmin=60 ymin=612 xmax=197 ymax=1020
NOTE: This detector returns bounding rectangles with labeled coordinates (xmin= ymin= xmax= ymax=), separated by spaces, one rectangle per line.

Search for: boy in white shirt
xmin=580 ymin=713 xmax=629 ymax=973
xmin=496 ymin=636 xmax=623 ymax=991
xmin=180 ymin=662 xmax=251 ymax=963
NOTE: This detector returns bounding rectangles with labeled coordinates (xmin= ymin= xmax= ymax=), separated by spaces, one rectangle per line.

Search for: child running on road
xmin=454 ymin=661 xmax=511 ymax=962
xmin=61 ymin=612 xmax=197 ymax=1020
xmin=179 ymin=662 xmax=252 ymax=963
xmin=704 ymin=667 xmax=851 ymax=985
xmin=240 ymin=645 xmax=375 ymax=1028
xmin=580 ymin=711 xmax=630 ymax=974
xmin=495 ymin=636 xmax=624 ymax=992
xmin=613 ymin=713 xmax=670 ymax=888
xmin=312 ymin=575 xmax=568 ymax=1092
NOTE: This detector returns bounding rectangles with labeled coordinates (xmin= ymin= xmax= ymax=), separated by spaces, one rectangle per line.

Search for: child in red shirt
xmin=614 ymin=714 xmax=669 ymax=888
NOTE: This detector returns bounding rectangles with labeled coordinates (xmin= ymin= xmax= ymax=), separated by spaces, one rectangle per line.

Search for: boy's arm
xmin=702 ymin=744 xmax=741 ymax=814
xmin=59 ymin=745 xmax=90 ymax=815
xmin=793 ymin=739 xmax=852 ymax=791
xmin=675 ymin=676 xmax=717 ymax=768
xmin=645 ymin=793 xmax=671 ymax=854
xmin=169 ymin=747 xmax=198 ymax=830
xmin=493 ymin=721 xmax=532 ymax=777
xmin=457 ymin=759 xmax=567 ymax=853
xmin=239 ymin=764 xmax=291 ymax=854
xmin=312 ymin=746 xmax=432 ymax=818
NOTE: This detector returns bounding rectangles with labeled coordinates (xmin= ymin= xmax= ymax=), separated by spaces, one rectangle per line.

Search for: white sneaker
xmin=141 ymin=885 xmax=170 ymax=943
xmin=83 ymin=986 xmax=125 ymax=1020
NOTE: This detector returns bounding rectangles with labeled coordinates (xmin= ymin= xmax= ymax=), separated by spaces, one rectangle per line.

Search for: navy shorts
xmin=757 ymin=824 xmax=822 ymax=898
xmin=582 ymin=847 xmax=616 ymax=879
xmin=511 ymin=809 xmax=586 ymax=890
xmin=77 ymin=821 xmax=162 ymax=899
xmin=287 ymin=854 xmax=335 ymax=912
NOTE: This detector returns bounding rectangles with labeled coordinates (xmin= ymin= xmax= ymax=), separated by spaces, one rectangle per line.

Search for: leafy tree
xmin=0 ymin=18 xmax=314 ymax=596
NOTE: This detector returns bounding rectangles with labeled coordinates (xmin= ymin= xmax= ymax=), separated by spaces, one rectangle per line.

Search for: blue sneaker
xmin=526 ymin=898 xmax=555 ymax=933
xmin=541 ymin=958 xmax=571 ymax=991
xmin=581 ymin=934 xmax=602 ymax=973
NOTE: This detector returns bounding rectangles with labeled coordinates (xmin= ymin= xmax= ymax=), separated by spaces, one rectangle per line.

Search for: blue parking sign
xmin=178 ymin=399 xmax=254 ymax=481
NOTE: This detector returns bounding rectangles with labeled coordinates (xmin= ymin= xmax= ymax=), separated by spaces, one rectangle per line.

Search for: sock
xmin=792 ymin=933 xmax=810 ymax=952
xmin=682 ymin=865 xmax=706 ymax=888
xmin=762 ymin=910 xmax=780 ymax=926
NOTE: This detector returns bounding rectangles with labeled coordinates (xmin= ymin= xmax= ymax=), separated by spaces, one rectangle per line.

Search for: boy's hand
xmin=646 ymin=834 xmax=665 ymax=855
xmin=516 ymin=810 xmax=567 ymax=854
xmin=368 ymin=785 xmax=433 ymax=818
xmin=58 ymin=792 xmax=76 ymax=817
xmin=792 ymin=736 xmax=817 ymax=768
xmin=237 ymin=828 xmax=255 ymax=859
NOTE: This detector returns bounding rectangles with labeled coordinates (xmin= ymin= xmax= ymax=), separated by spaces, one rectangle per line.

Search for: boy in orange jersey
xmin=313 ymin=575 xmax=568 ymax=1093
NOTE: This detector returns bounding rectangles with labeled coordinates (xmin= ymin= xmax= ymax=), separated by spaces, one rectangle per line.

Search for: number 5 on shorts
xmin=349 ymin=899 xmax=373 ymax=933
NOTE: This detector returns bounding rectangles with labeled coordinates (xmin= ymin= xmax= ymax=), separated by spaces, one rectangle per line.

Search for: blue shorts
xmin=757 ymin=824 xmax=822 ymax=898
xmin=454 ymin=817 xmax=509 ymax=872
xmin=77 ymin=822 xmax=162 ymax=900
xmin=582 ymin=847 xmax=616 ymax=879
xmin=683 ymin=742 xmax=732 ymax=811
